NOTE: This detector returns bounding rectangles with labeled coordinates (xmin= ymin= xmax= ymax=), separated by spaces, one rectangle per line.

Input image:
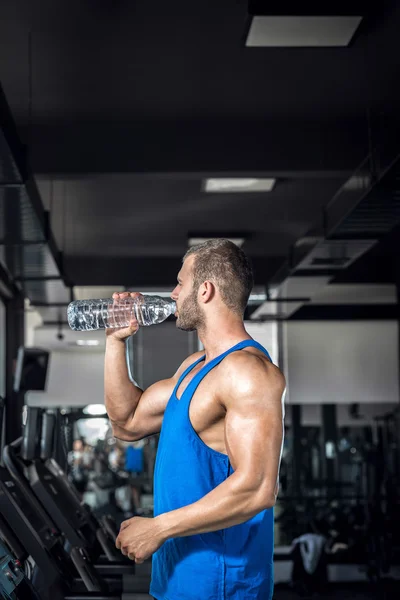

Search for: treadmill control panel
xmin=0 ymin=474 xmax=59 ymax=551
xmin=0 ymin=540 xmax=24 ymax=598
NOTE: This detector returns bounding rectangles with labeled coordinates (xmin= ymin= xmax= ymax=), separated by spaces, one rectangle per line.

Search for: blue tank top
xmin=150 ymin=340 xmax=274 ymax=600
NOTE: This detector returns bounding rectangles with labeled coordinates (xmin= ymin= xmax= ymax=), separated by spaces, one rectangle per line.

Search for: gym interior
xmin=0 ymin=1 xmax=400 ymax=599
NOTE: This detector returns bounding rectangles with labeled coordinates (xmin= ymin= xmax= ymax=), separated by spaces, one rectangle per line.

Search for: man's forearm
xmin=155 ymin=472 xmax=275 ymax=541
xmin=104 ymin=337 xmax=143 ymax=425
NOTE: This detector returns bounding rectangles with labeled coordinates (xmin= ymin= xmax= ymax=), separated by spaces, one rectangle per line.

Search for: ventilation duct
xmin=252 ymin=126 xmax=400 ymax=320
xmin=0 ymin=84 xmax=72 ymax=324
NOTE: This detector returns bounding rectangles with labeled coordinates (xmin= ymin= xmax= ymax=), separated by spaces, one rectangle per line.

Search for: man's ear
xmin=199 ymin=280 xmax=215 ymax=304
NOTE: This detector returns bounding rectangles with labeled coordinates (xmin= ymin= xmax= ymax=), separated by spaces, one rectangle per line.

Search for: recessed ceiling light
xmin=246 ymin=16 xmax=362 ymax=47
xmin=138 ymin=291 xmax=173 ymax=297
xmin=76 ymin=340 xmax=100 ymax=346
xmin=188 ymin=237 xmax=245 ymax=248
xmin=204 ymin=178 xmax=276 ymax=193
xmin=83 ymin=404 xmax=107 ymax=416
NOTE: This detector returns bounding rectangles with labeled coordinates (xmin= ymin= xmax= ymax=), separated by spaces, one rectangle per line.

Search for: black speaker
xmin=41 ymin=412 xmax=56 ymax=460
xmin=21 ymin=407 xmax=42 ymax=461
xmin=13 ymin=347 xmax=50 ymax=393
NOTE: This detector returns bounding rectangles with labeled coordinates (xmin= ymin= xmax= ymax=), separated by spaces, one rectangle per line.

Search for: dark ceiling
xmin=0 ymin=0 xmax=400 ymax=297
xmin=1 ymin=1 xmax=400 ymax=123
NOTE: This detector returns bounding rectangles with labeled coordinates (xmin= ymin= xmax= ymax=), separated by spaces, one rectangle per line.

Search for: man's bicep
xmin=135 ymin=349 xmax=205 ymax=419
xmin=223 ymin=363 xmax=285 ymax=503
xmin=124 ymin=378 xmax=175 ymax=439
xmin=118 ymin=351 xmax=205 ymax=440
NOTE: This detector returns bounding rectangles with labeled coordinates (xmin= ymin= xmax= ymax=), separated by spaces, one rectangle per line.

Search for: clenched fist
xmin=116 ymin=516 xmax=167 ymax=564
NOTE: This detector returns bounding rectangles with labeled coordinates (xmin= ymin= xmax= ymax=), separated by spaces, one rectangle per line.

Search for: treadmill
xmin=41 ymin=410 xmax=120 ymax=550
xmin=0 ymin=460 xmax=103 ymax=595
xmin=3 ymin=410 xmax=149 ymax=597
xmin=0 ymin=513 xmax=124 ymax=600
xmin=7 ymin=408 xmax=120 ymax=562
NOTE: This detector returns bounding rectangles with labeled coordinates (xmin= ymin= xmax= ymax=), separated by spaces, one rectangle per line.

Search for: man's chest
xmin=175 ymin=365 xmax=227 ymax=455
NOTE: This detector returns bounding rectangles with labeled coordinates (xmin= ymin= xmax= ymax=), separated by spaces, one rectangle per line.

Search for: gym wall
xmin=283 ymin=321 xmax=399 ymax=405
xmin=245 ymin=321 xmax=279 ymax=366
xmin=283 ymin=403 xmax=399 ymax=426
xmin=25 ymin=321 xmax=279 ymax=408
xmin=128 ymin=322 xmax=199 ymax=390
xmin=26 ymin=349 xmax=105 ymax=408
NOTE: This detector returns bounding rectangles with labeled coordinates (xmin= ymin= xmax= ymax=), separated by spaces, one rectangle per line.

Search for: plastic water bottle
xmin=67 ymin=296 xmax=176 ymax=331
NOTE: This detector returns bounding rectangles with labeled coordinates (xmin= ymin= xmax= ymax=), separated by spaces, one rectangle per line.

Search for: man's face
xmin=171 ymin=256 xmax=205 ymax=332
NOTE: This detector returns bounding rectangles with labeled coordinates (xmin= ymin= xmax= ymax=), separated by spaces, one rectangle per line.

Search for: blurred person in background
xmin=68 ymin=437 xmax=87 ymax=494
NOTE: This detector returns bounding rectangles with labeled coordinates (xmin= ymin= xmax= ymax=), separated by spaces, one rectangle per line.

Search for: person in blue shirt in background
xmin=125 ymin=441 xmax=144 ymax=474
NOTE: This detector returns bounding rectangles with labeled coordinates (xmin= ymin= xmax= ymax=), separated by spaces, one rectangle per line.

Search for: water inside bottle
xmin=67 ymin=297 xmax=176 ymax=331
xmin=67 ymin=300 xmax=116 ymax=331
xmin=136 ymin=298 xmax=175 ymax=326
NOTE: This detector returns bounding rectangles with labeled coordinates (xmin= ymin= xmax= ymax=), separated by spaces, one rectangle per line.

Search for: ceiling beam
xmin=65 ymin=256 xmax=284 ymax=288
xmin=25 ymin=119 xmax=367 ymax=177
xmin=289 ymin=304 xmax=398 ymax=320
xmin=248 ymin=0 xmax=366 ymax=16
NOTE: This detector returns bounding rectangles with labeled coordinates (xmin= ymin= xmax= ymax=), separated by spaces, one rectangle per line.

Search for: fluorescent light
xmin=246 ymin=16 xmax=362 ymax=47
xmin=343 ymin=174 xmax=372 ymax=191
xmin=204 ymin=178 xmax=275 ymax=193
xmin=73 ymin=286 xmax=124 ymax=300
xmin=83 ymin=404 xmax=107 ymax=416
xmin=188 ymin=237 xmax=245 ymax=248
xmin=139 ymin=291 xmax=173 ymax=297
xmin=248 ymin=292 xmax=267 ymax=303
xmin=76 ymin=340 xmax=100 ymax=346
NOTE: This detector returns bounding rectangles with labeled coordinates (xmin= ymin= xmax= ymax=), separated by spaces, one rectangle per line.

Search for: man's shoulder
xmin=218 ymin=346 xmax=285 ymax=390
xmin=174 ymin=351 xmax=205 ymax=378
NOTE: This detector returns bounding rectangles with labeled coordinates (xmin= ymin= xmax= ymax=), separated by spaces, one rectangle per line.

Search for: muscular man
xmin=105 ymin=239 xmax=285 ymax=600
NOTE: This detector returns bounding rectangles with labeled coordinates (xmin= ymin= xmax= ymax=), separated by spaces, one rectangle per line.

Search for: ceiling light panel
xmin=204 ymin=178 xmax=276 ymax=193
xmin=246 ymin=16 xmax=362 ymax=47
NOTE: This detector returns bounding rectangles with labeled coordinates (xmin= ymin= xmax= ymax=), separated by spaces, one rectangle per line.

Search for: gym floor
xmin=133 ymin=561 xmax=400 ymax=599
xmin=274 ymin=581 xmax=400 ymax=599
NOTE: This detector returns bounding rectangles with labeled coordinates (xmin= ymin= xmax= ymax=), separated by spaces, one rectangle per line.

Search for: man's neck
xmin=197 ymin=318 xmax=251 ymax=364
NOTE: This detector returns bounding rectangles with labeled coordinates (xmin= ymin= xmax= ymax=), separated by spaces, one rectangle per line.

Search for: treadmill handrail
xmin=70 ymin=547 xmax=105 ymax=593
xmin=100 ymin=515 xmax=118 ymax=542
xmin=3 ymin=438 xmax=59 ymax=533
xmin=95 ymin=528 xmax=123 ymax=563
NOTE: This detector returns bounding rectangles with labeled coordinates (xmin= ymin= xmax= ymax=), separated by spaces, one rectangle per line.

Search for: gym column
xmin=322 ymin=404 xmax=338 ymax=497
xmin=5 ymin=293 xmax=24 ymax=445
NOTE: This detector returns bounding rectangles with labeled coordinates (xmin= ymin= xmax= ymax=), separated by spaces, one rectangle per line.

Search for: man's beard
xmin=176 ymin=290 xmax=205 ymax=332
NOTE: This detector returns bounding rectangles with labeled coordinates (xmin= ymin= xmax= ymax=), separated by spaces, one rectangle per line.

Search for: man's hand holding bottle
xmin=105 ymin=292 xmax=142 ymax=341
